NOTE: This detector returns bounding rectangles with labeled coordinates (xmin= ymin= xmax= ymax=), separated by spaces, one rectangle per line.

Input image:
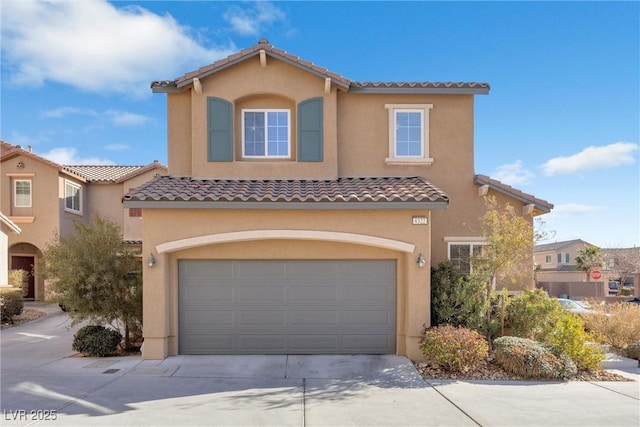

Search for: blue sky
xmin=1 ymin=1 xmax=638 ymax=248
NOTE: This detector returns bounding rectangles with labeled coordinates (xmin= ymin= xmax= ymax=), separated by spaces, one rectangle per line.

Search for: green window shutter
xmin=207 ymin=97 xmax=233 ymax=162
xmin=297 ymin=97 xmax=323 ymax=162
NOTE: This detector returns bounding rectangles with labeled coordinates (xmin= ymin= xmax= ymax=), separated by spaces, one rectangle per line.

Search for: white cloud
xmin=104 ymin=144 xmax=130 ymax=152
xmin=541 ymin=142 xmax=638 ymax=176
xmin=1 ymin=0 xmax=236 ymax=97
xmin=551 ymin=203 xmax=604 ymax=215
xmin=105 ymin=110 xmax=150 ymax=127
xmin=41 ymin=107 xmax=97 ymax=119
xmin=491 ymin=160 xmax=534 ymax=186
xmin=41 ymin=147 xmax=114 ymax=165
xmin=223 ymin=2 xmax=287 ymax=36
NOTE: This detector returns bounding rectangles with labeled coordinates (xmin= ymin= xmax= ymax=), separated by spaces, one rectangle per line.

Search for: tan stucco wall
xmin=168 ymin=57 xmax=339 ymax=180
xmin=140 ymin=208 xmax=432 ymax=360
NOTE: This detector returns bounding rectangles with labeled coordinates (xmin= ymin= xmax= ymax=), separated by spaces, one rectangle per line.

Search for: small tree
xmin=472 ymin=195 xmax=536 ymax=343
xmin=41 ymin=215 xmax=142 ymax=350
xmin=575 ymin=244 xmax=605 ymax=282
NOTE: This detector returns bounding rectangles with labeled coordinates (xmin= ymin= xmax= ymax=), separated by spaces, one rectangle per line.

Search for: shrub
xmin=625 ymin=342 xmax=640 ymax=360
xmin=580 ymin=302 xmax=640 ymax=351
xmin=507 ymin=289 xmax=564 ymax=342
xmin=8 ymin=269 xmax=29 ymax=297
xmin=72 ymin=325 xmax=122 ymax=357
xmin=547 ymin=314 xmax=604 ymax=371
xmin=420 ymin=325 xmax=489 ymax=373
xmin=431 ymin=261 xmax=486 ymax=330
xmin=0 ymin=287 xmax=24 ymax=322
xmin=493 ymin=336 xmax=577 ymax=380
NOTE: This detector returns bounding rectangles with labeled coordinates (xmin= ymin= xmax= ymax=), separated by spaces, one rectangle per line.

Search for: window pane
xmin=450 ymin=244 xmax=472 ymax=275
xmin=15 ymin=180 xmax=31 ymax=207
xmin=245 ymin=111 xmax=288 ymax=157
xmin=65 ymin=182 xmax=81 ymax=212
xmin=395 ymin=111 xmax=422 ymax=157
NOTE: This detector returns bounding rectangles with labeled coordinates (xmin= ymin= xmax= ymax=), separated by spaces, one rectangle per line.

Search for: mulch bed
xmin=414 ymin=359 xmax=634 ymax=382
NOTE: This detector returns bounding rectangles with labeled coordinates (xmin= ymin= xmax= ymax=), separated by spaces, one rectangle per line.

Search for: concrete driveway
xmin=1 ymin=303 xmax=639 ymax=427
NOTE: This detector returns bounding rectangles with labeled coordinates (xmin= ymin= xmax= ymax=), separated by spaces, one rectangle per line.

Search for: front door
xmin=11 ymin=256 xmax=35 ymax=299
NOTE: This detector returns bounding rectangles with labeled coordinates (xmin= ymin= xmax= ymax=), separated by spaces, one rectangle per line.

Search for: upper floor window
xmin=545 ymin=255 xmax=552 ymax=264
xmin=385 ymin=104 xmax=433 ymax=165
xmin=242 ymin=109 xmax=290 ymax=158
xmin=14 ymin=179 xmax=31 ymax=207
xmin=64 ymin=180 xmax=82 ymax=215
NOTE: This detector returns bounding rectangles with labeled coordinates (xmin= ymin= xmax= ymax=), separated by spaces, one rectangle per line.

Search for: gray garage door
xmin=178 ymin=260 xmax=396 ymax=354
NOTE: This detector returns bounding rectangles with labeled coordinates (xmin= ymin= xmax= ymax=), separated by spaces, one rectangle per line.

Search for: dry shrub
xmin=493 ymin=336 xmax=577 ymax=380
xmin=420 ymin=325 xmax=489 ymax=373
xmin=580 ymin=302 xmax=640 ymax=351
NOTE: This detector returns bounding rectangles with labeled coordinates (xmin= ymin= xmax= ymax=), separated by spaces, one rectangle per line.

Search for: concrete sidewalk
xmin=1 ymin=303 xmax=638 ymax=426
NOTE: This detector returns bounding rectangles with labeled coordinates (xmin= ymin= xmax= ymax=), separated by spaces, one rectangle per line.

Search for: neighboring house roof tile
xmin=1 ymin=141 xmax=167 ymax=183
xmin=65 ymin=162 xmax=167 ymax=183
xmin=474 ymin=174 xmax=553 ymax=214
xmin=535 ymin=239 xmax=594 ymax=253
xmin=124 ymin=176 xmax=449 ymax=207
xmin=152 ymin=40 xmax=489 ymax=95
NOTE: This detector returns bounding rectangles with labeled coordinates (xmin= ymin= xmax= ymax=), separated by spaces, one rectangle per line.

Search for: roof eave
xmin=122 ymin=200 xmax=449 ymax=210
xmin=172 ymin=50 xmax=351 ymax=91
xmin=348 ymin=86 xmax=490 ymax=95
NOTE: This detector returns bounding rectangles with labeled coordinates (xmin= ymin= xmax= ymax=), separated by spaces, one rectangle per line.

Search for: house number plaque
xmin=412 ymin=216 xmax=428 ymax=225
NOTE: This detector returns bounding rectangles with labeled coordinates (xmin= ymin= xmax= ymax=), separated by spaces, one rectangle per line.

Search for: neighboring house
xmin=0 ymin=212 xmax=21 ymax=287
xmin=534 ymin=239 xmax=595 ymax=283
xmin=534 ymin=239 xmax=639 ymax=298
xmin=1 ymin=141 xmax=167 ymax=300
xmin=124 ymin=40 xmax=552 ymax=360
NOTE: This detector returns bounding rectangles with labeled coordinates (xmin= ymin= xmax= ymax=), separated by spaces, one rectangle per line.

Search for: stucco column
xmin=142 ymin=252 xmax=170 ymax=359
xmin=404 ymin=250 xmax=431 ymax=361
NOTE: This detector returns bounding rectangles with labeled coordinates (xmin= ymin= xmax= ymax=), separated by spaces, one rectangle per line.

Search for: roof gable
xmin=152 ymin=40 xmax=490 ymax=95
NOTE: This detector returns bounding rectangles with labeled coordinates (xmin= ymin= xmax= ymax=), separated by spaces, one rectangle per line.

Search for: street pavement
xmin=1 ymin=302 xmax=638 ymax=427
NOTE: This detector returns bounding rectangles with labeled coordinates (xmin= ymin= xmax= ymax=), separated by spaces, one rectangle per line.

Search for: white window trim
xmin=445 ymin=237 xmax=489 ymax=275
xmin=64 ymin=180 xmax=83 ymax=215
xmin=385 ymin=103 xmax=434 ymax=165
xmin=14 ymin=179 xmax=32 ymax=208
xmin=241 ymin=109 xmax=291 ymax=159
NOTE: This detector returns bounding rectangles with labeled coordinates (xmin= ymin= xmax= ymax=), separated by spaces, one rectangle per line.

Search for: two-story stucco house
xmin=124 ymin=40 xmax=552 ymax=360
xmin=1 ymin=141 xmax=167 ymax=300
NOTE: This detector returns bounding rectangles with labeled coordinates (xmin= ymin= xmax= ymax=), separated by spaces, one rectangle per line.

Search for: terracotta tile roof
xmin=474 ymin=174 xmax=553 ymax=214
xmin=124 ymin=176 xmax=449 ymax=206
xmin=1 ymin=141 xmax=166 ymax=183
xmin=152 ymin=40 xmax=489 ymax=95
xmin=350 ymin=81 xmax=490 ymax=94
xmin=65 ymin=162 xmax=167 ymax=183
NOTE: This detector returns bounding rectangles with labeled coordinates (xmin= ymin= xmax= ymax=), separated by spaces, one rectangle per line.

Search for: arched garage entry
xmin=157 ymin=230 xmax=415 ymax=355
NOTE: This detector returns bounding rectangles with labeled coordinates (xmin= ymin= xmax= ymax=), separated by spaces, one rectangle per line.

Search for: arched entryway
xmin=8 ymin=242 xmax=41 ymax=300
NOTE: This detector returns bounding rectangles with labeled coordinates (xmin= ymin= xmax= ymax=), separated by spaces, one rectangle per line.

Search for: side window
xmin=449 ymin=243 xmax=485 ymax=275
xmin=545 ymin=255 xmax=552 ymax=264
xmin=14 ymin=179 xmax=32 ymax=207
xmin=64 ymin=180 xmax=82 ymax=214
xmin=385 ymin=104 xmax=433 ymax=164
xmin=557 ymin=253 xmax=562 ymax=263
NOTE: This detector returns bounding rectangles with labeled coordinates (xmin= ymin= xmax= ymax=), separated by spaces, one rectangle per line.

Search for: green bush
xmin=493 ymin=336 xmax=577 ymax=380
xmin=507 ymin=288 xmax=564 ymax=342
xmin=72 ymin=325 xmax=122 ymax=357
xmin=431 ymin=261 xmax=486 ymax=330
xmin=547 ymin=314 xmax=604 ymax=371
xmin=0 ymin=287 xmax=24 ymax=322
xmin=420 ymin=325 xmax=489 ymax=373
xmin=8 ymin=269 xmax=29 ymax=297
xmin=626 ymin=342 xmax=640 ymax=360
